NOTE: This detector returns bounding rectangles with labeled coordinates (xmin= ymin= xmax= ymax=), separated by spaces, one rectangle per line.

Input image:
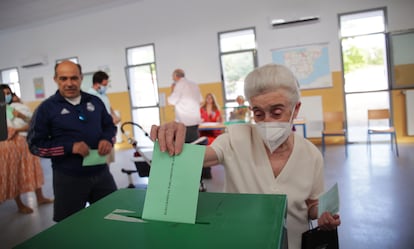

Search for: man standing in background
xmin=88 ymin=71 xmax=121 ymax=164
xmin=88 ymin=71 xmax=121 ymax=125
xmin=27 ymin=61 xmax=117 ymax=222
xmin=168 ymin=69 xmax=202 ymax=143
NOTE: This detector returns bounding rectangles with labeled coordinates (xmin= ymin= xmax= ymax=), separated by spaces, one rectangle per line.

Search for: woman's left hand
xmin=317 ymin=212 xmax=341 ymax=230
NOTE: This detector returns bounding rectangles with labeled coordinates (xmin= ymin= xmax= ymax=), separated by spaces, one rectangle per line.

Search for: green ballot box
xmin=14 ymin=189 xmax=287 ymax=249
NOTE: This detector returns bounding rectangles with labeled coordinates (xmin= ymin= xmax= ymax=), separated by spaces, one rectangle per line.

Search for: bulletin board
xmin=390 ymin=30 xmax=414 ymax=89
xmin=406 ymin=90 xmax=414 ymax=136
xmin=297 ymin=95 xmax=323 ymax=138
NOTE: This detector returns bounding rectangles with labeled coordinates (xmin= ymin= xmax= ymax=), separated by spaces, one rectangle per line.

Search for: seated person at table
xmin=229 ymin=95 xmax=248 ymax=121
xmin=200 ymin=93 xmax=222 ymax=145
xmin=150 ymin=64 xmax=341 ymax=249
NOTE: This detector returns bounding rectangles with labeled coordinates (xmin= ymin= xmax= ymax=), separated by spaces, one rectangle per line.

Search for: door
xmin=339 ymin=9 xmax=391 ymax=143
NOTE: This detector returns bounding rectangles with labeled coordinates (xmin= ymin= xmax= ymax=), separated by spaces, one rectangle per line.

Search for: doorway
xmin=339 ymin=8 xmax=391 ymax=143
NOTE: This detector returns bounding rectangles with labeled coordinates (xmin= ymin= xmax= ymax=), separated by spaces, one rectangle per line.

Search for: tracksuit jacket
xmin=27 ymin=90 xmax=116 ymax=176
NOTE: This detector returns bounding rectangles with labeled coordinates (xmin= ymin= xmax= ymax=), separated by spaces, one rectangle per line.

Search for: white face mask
xmin=98 ymin=85 xmax=107 ymax=94
xmin=254 ymin=108 xmax=295 ymax=153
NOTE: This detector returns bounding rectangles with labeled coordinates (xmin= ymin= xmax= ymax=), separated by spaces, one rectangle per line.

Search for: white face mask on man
xmin=98 ymin=85 xmax=107 ymax=94
xmin=254 ymin=107 xmax=295 ymax=153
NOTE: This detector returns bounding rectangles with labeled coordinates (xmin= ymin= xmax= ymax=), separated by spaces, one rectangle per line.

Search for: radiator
xmin=406 ymin=90 xmax=414 ymax=136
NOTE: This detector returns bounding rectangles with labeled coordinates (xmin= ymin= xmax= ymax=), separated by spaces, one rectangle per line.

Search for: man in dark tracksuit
xmin=27 ymin=61 xmax=117 ymax=222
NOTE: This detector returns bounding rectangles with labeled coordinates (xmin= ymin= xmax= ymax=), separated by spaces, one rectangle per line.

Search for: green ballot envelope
xmin=6 ymin=105 xmax=14 ymax=120
xmin=142 ymin=141 xmax=206 ymax=224
xmin=82 ymin=149 xmax=107 ymax=166
xmin=318 ymin=183 xmax=340 ymax=217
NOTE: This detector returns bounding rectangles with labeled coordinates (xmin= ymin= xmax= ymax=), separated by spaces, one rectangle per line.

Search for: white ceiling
xmin=0 ymin=0 xmax=141 ymax=33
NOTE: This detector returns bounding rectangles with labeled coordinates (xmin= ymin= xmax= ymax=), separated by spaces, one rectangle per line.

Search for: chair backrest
xmin=323 ymin=111 xmax=345 ymax=130
xmin=367 ymin=109 xmax=391 ymax=128
xmin=367 ymin=109 xmax=390 ymax=120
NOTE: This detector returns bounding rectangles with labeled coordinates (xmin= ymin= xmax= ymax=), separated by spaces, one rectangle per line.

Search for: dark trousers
xmin=185 ymin=125 xmax=212 ymax=179
xmin=185 ymin=125 xmax=200 ymax=143
xmin=52 ymin=167 xmax=117 ymax=222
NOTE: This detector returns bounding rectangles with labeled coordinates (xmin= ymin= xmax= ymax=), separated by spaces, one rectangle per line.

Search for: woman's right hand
xmin=7 ymin=128 xmax=18 ymax=140
xmin=150 ymin=122 xmax=186 ymax=156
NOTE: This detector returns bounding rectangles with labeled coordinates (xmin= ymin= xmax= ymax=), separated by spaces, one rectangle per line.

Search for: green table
xmin=14 ymin=189 xmax=287 ymax=249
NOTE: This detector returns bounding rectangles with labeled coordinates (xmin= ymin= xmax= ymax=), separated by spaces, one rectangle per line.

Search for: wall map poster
xmin=272 ymin=43 xmax=332 ymax=89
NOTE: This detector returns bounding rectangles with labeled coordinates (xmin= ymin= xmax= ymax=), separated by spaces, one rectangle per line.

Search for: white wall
xmin=0 ymin=0 xmax=413 ymax=102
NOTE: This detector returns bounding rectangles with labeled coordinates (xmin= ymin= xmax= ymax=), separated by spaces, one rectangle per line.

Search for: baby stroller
xmin=120 ymin=121 xmax=209 ymax=191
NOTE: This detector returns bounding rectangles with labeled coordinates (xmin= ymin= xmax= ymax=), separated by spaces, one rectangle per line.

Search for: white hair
xmin=244 ymin=64 xmax=301 ymax=106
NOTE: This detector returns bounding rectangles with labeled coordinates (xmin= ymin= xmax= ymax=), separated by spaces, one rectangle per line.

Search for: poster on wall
xmin=33 ymin=77 xmax=45 ymax=99
xmin=272 ymin=43 xmax=332 ymax=89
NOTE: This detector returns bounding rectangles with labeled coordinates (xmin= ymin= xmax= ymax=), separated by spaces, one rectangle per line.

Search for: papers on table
xmin=201 ymin=122 xmax=222 ymax=126
xmin=318 ymin=183 xmax=340 ymax=217
xmin=104 ymin=209 xmax=146 ymax=223
xmin=142 ymin=141 xmax=206 ymax=224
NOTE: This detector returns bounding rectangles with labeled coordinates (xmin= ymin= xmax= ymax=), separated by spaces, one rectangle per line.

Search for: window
xmin=218 ymin=28 xmax=257 ymax=121
xmin=0 ymin=67 xmax=20 ymax=97
xmin=340 ymin=9 xmax=388 ymax=93
xmin=389 ymin=30 xmax=414 ymax=89
xmin=339 ymin=8 xmax=390 ymax=142
xmin=125 ymin=44 xmax=159 ymax=146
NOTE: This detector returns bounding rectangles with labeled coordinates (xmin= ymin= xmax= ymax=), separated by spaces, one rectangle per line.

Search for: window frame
xmin=0 ymin=67 xmax=21 ymax=97
xmin=218 ymin=27 xmax=258 ymax=121
xmin=125 ymin=43 xmax=160 ymax=135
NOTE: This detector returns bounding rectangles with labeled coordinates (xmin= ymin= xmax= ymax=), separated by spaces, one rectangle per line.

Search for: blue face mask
xmin=98 ymin=85 xmax=107 ymax=94
xmin=5 ymin=94 xmax=12 ymax=104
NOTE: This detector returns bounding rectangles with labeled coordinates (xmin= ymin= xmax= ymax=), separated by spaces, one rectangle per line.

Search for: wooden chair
xmin=321 ymin=111 xmax=347 ymax=156
xmin=367 ymin=109 xmax=399 ymax=157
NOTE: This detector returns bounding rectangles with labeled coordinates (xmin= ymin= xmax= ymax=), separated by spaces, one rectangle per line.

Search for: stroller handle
xmin=120 ymin=121 xmax=149 ymax=137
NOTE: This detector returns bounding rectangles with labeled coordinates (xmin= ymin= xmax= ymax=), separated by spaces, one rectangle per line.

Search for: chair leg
xmin=322 ymin=135 xmax=325 ymax=156
xmin=393 ymin=133 xmax=399 ymax=157
xmin=367 ymin=133 xmax=371 ymax=156
xmin=344 ymin=140 xmax=348 ymax=157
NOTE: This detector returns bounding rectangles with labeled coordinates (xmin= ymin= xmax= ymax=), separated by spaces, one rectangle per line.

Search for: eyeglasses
xmin=75 ymin=105 xmax=87 ymax=122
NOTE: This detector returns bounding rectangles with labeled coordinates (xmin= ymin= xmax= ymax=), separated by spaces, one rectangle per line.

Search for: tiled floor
xmin=1 ymin=143 xmax=414 ymax=249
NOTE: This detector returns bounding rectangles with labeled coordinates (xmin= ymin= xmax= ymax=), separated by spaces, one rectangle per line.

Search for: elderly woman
xmin=151 ymin=64 xmax=340 ymax=249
